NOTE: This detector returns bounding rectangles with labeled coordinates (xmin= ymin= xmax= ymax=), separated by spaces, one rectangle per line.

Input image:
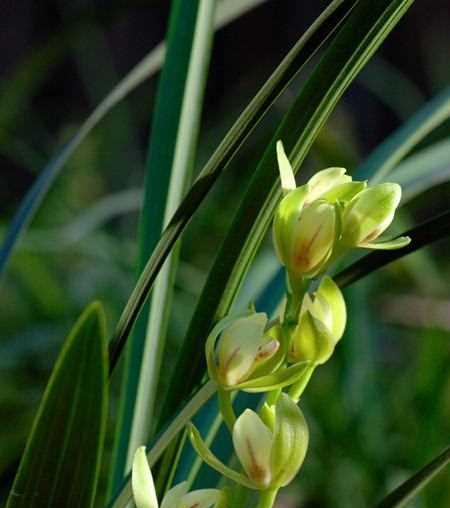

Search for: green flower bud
xmin=232 ymin=394 xmax=309 ymax=489
xmin=341 ymin=183 xmax=403 ymax=248
xmin=209 ymin=313 xmax=280 ymax=388
xmin=305 ymin=167 xmax=351 ymax=204
xmin=288 ymin=276 xmax=346 ymax=365
xmin=132 ymin=447 xmax=224 ymax=508
xmin=275 ymin=140 xmax=353 ymax=203
xmin=273 ymin=197 xmax=336 ymax=279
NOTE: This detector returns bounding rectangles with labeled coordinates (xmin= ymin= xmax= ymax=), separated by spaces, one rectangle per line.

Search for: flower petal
xmin=180 ymin=489 xmax=221 ymax=508
xmin=276 ymin=140 xmax=296 ymax=193
xmin=233 ymin=409 xmax=273 ymax=488
xmin=132 ymin=447 xmax=159 ymax=508
xmin=160 ymin=482 xmax=189 ymax=508
xmin=270 ymin=394 xmax=309 ymax=487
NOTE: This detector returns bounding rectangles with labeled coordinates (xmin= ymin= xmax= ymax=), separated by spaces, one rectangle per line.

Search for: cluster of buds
xmin=132 ymin=141 xmax=410 ymax=508
xmin=273 ymin=141 xmax=410 ymax=284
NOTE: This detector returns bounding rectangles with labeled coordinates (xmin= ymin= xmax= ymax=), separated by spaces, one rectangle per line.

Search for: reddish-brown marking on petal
xmin=256 ymin=340 xmax=279 ymax=360
xmin=245 ymin=437 xmax=270 ymax=486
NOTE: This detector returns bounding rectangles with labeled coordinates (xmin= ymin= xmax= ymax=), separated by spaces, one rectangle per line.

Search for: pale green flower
xmin=288 ymin=276 xmax=346 ymax=365
xmin=190 ymin=395 xmax=309 ymax=491
xmin=132 ymin=447 xmax=224 ymax=508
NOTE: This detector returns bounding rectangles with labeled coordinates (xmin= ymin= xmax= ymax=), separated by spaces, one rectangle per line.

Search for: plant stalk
xmin=257 ymin=489 xmax=278 ymax=508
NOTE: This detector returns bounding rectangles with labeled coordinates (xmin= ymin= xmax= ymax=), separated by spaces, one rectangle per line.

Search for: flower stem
xmin=256 ymin=488 xmax=278 ymax=508
xmin=218 ymin=388 xmax=236 ymax=432
xmin=288 ymin=364 xmax=315 ymax=403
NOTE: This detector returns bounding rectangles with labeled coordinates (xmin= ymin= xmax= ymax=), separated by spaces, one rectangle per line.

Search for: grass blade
xmin=107 ymin=0 xmax=359 ymax=373
xmin=334 ymin=210 xmax=450 ymax=288
xmin=6 ymin=302 xmax=108 ymax=508
xmin=113 ymin=0 xmax=218 ymax=493
xmin=159 ymin=0 xmax=415 ymax=426
xmin=389 ymin=138 xmax=450 ymax=203
xmin=355 ymin=86 xmax=450 ymax=183
xmin=108 ymin=381 xmax=217 ymax=508
xmin=0 ymin=0 xmax=270 ymax=281
xmin=374 ymin=445 xmax=450 ymax=508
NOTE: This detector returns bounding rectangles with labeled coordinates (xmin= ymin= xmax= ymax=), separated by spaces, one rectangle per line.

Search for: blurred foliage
xmin=1 ymin=1 xmax=450 ymax=507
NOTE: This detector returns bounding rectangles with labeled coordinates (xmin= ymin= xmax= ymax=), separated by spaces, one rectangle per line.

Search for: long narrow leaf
xmin=355 ymin=86 xmax=450 ymax=183
xmin=0 ymin=0 xmax=270 ymax=281
xmin=108 ymin=381 xmax=217 ymax=508
xmin=6 ymin=302 xmax=108 ymax=508
xmin=374 ymin=445 xmax=450 ymax=508
xmin=115 ymin=0 xmax=218 ymax=493
xmin=107 ymin=0 xmax=359 ymax=373
xmin=334 ymin=210 xmax=450 ymax=288
xmin=160 ymin=0 xmax=415 ymax=426
xmin=390 ymin=138 xmax=450 ymax=203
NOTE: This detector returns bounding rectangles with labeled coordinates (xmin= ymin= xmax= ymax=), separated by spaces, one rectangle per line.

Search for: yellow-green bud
xmin=341 ymin=183 xmax=401 ymax=247
xmin=305 ymin=167 xmax=351 ymax=204
xmin=232 ymin=394 xmax=309 ymax=489
xmin=273 ymin=197 xmax=336 ymax=279
xmin=215 ymin=313 xmax=279 ymax=387
xmin=132 ymin=447 xmax=224 ymax=508
xmin=288 ymin=276 xmax=346 ymax=365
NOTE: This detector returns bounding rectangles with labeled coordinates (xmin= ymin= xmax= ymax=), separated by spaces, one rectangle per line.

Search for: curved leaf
xmin=0 ymin=0 xmax=271 ymax=280
xmin=355 ymin=86 xmax=450 ymax=183
xmin=390 ymin=138 xmax=450 ymax=204
xmin=374 ymin=445 xmax=450 ymax=508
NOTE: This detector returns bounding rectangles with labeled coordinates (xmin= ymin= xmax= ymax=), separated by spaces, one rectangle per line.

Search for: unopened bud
xmin=305 ymin=167 xmax=351 ymax=204
xmin=289 ymin=276 xmax=346 ymax=365
xmin=232 ymin=394 xmax=309 ymax=489
xmin=215 ymin=313 xmax=279 ymax=387
xmin=341 ymin=183 xmax=403 ymax=248
xmin=273 ymin=198 xmax=336 ymax=279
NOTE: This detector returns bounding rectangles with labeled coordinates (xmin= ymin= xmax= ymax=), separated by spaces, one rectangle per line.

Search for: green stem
xmin=284 ymin=273 xmax=308 ymax=325
xmin=256 ymin=488 xmax=278 ymax=508
xmin=218 ymin=388 xmax=236 ymax=432
xmin=288 ymin=364 xmax=316 ymax=403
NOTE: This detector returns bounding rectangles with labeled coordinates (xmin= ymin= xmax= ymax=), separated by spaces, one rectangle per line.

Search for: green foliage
xmin=5 ymin=303 xmax=108 ymax=508
xmin=3 ymin=1 xmax=450 ymax=507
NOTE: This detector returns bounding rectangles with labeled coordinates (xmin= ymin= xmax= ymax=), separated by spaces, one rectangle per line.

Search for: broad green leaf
xmin=112 ymin=0 xmax=217 ymax=494
xmin=0 ymin=0 xmax=271 ymax=281
xmin=334 ymin=210 xmax=450 ymax=288
xmin=374 ymin=445 xmax=450 ymax=508
xmin=6 ymin=302 xmax=108 ymax=508
xmin=107 ymin=0 xmax=359 ymax=372
xmin=355 ymin=86 xmax=450 ymax=183
xmin=161 ymin=0 xmax=415 ymax=425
